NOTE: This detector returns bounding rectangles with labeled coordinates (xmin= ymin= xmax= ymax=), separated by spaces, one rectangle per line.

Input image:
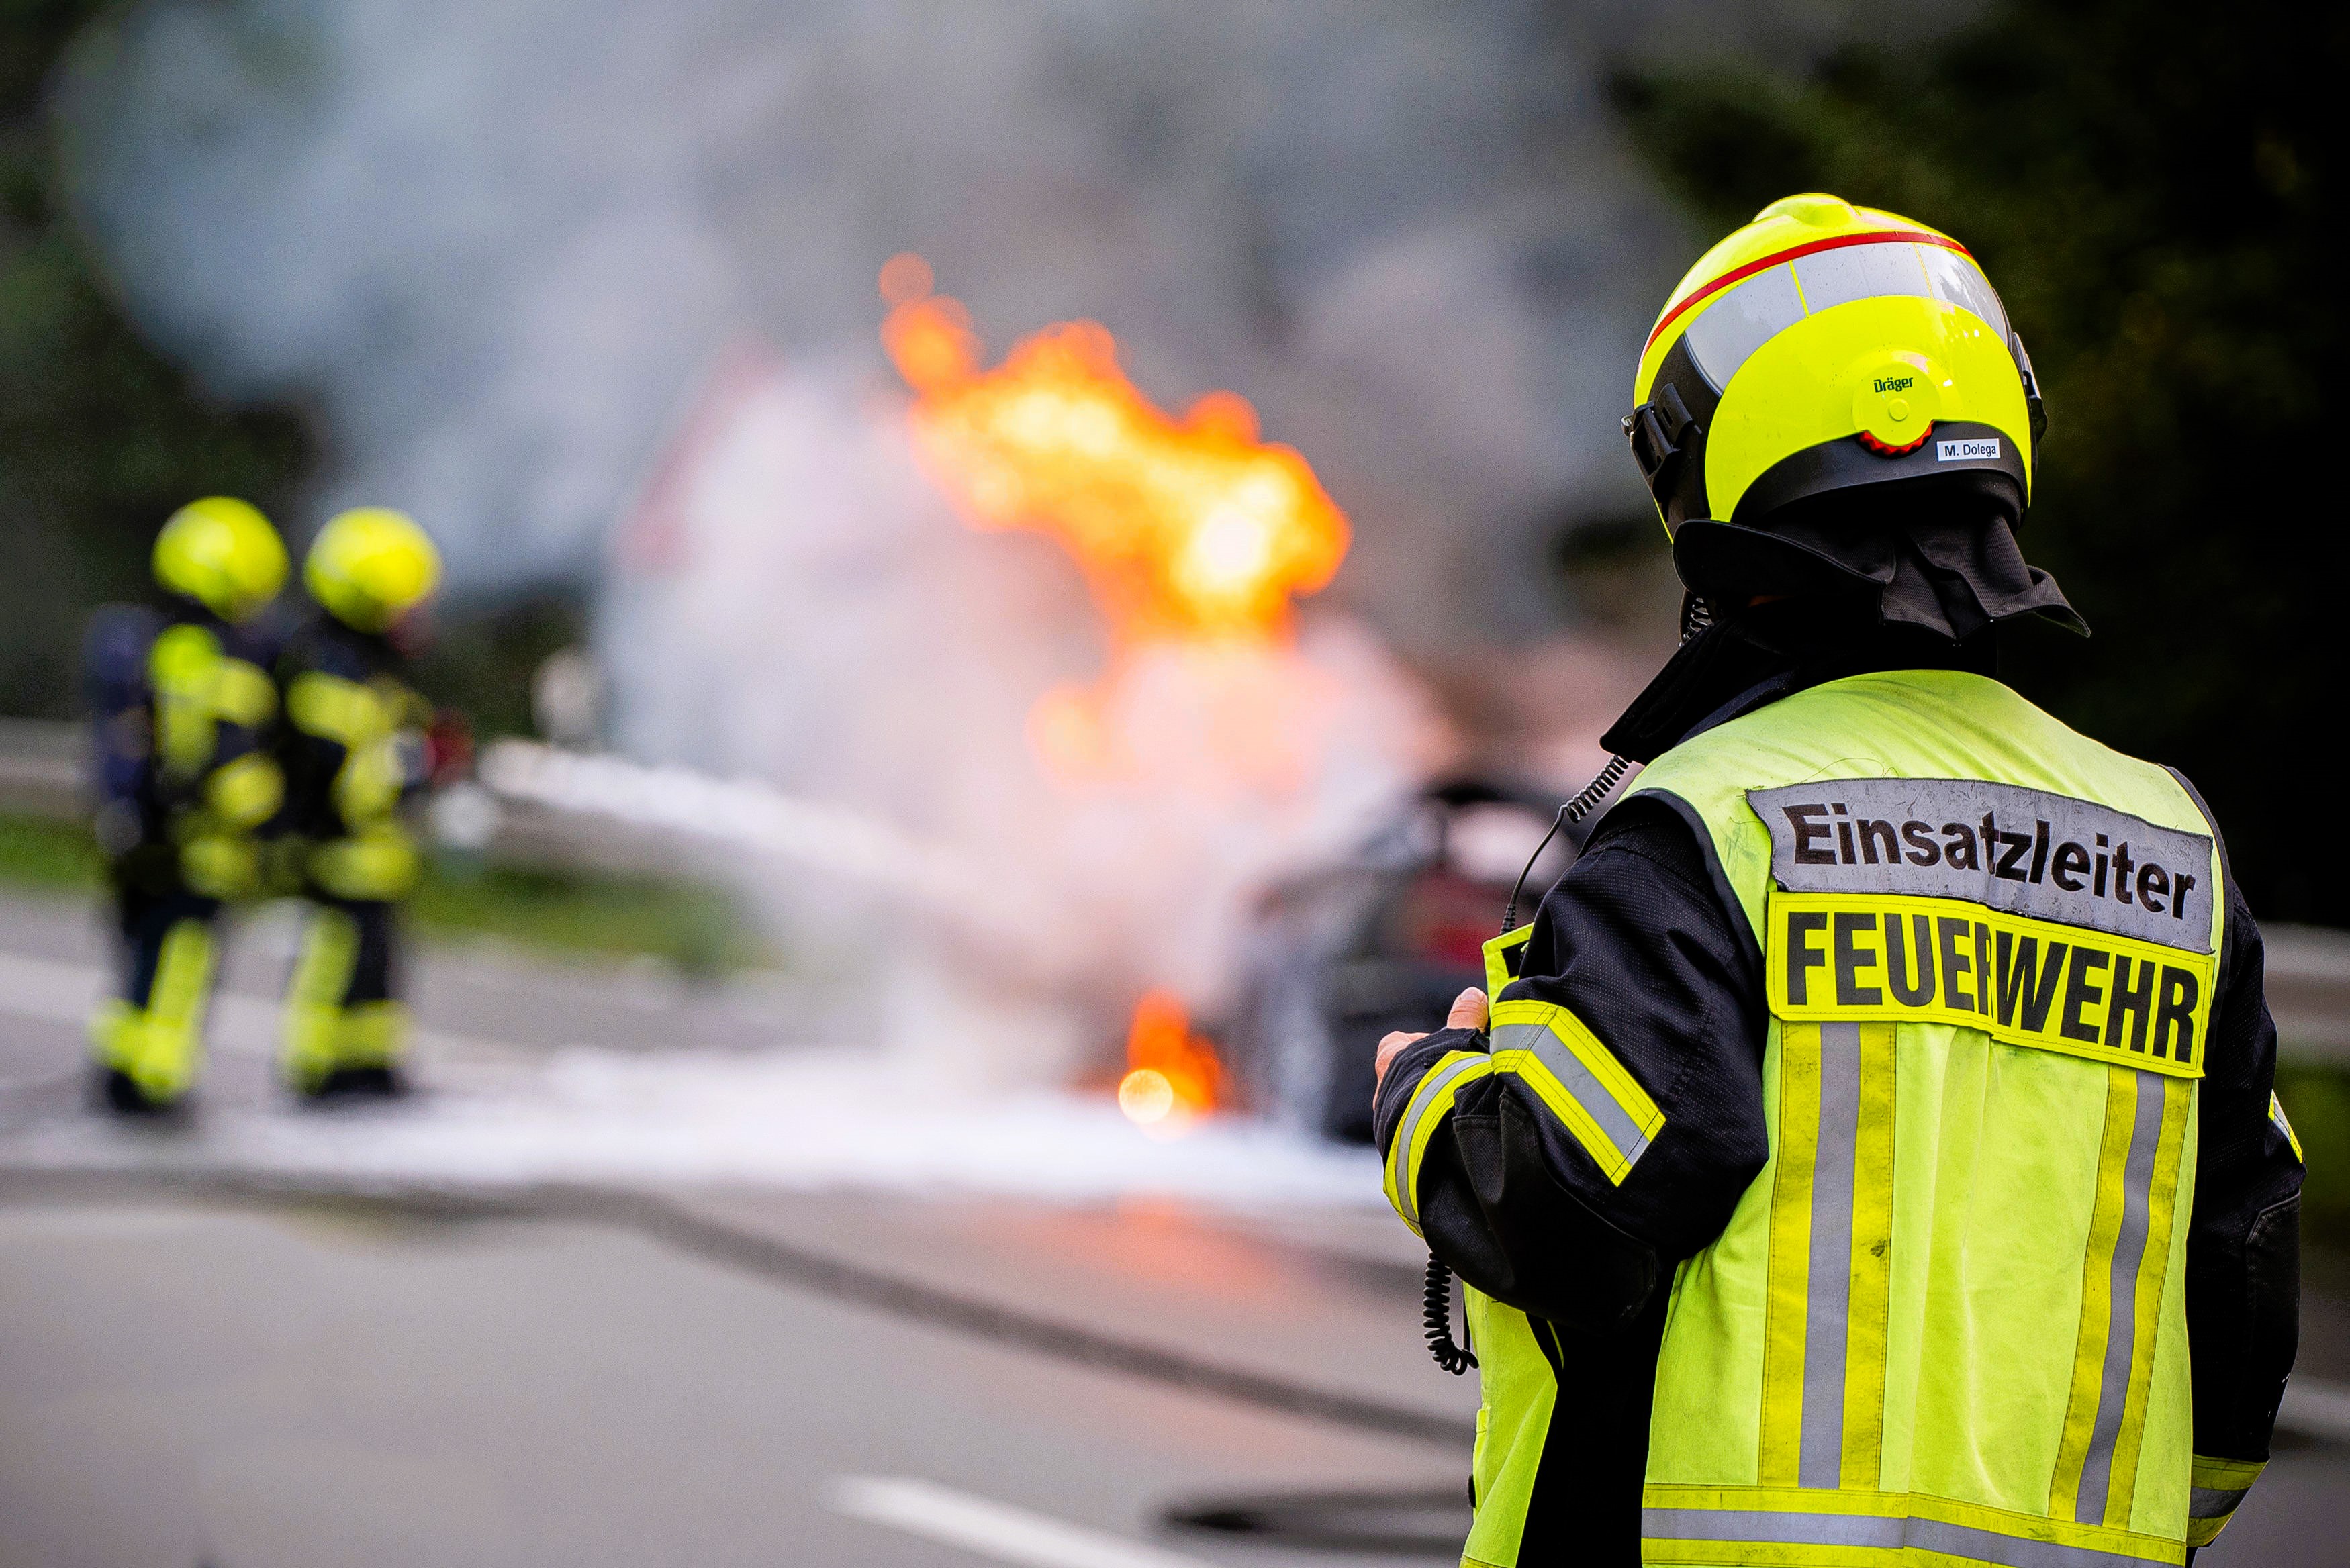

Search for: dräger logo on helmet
xmin=1873 ymin=375 xmax=1915 ymax=393
xmin=1748 ymin=779 xmax=2215 ymax=953
xmin=1936 ymin=437 xmax=2000 ymax=462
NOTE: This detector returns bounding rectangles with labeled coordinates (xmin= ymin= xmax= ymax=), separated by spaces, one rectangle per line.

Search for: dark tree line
xmin=1 ymin=0 xmax=312 ymax=718
xmin=1609 ymin=0 xmax=2347 ymax=926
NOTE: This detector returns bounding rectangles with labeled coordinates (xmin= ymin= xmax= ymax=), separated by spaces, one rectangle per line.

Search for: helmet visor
xmin=1681 ymin=238 xmax=2014 ymax=392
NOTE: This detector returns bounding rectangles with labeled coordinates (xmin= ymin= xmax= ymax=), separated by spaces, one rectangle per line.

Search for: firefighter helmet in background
xmin=1626 ymin=193 xmax=2045 ymax=538
xmin=304 ymin=508 xmax=443 ymax=633
xmin=152 ymin=497 xmax=289 ymax=623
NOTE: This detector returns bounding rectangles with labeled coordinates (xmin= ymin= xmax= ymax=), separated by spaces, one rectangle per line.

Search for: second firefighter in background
xmin=271 ymin=506 xmax=443 ymax=1097
xmin=85 ymin=499 xmax=289 ymax=1109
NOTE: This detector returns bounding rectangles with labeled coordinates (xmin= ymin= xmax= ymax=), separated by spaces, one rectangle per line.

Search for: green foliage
xmin=1610 ymin=0 xmax=2349 ymax=924
xmin=2276 ymin=1064 xmax=2350 ymax=1257
xmin=1 ymin=1 xmax=312 ymax=719
xmin=0 ymin=810 xmax=767 ymax=975
xmin=0 ymin=805 xmax=98 ymax=887
xmin=408 ymin=860 xmax=768 ymax=979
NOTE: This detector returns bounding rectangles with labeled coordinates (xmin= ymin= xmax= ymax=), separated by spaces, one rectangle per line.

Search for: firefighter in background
xmin=271 ymin=507 xmax=442 ymax=1097
xmin=1374 ymin=196 xmax=2300 ymax=1563
xmin=85 ymin=498 xmax=289 ymax=1112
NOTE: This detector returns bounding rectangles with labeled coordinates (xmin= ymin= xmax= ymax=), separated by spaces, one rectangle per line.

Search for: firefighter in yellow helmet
xmin=1373 ymin=197 xmax=2300 ymax=1564
xmin=271 ymin=507 xmax=442 ymax=1097
xmin=85 ymin=498 xmax=290 ymax=1111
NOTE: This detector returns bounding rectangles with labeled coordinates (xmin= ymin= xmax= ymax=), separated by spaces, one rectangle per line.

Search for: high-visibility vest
xmin=1607 ymin=669 xmax=2222 ymax=1567
xmin=1417 ymin=670 xmax=2235 ymax=1567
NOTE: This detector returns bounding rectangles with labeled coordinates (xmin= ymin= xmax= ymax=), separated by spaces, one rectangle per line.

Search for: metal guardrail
xmin=2263 ymin=924 xmax=2350 ymax=1065
xmin=7 ymin=718 xmax=2350 ymax=1063
xmin=0 ymin=717 xmax=81 ymax=822
xmin=0 ymin=716 xmax=680 ymax=881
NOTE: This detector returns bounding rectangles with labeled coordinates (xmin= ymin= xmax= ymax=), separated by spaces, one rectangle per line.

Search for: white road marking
xmin=829 ymin=1476 xmax=1215 ymax=1568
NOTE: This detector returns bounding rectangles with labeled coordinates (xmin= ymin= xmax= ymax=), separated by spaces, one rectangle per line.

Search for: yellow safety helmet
xmin=1626 ymin=193 xmax=2044 ymax=539
xmin=152 ymin=497 xmax=289 ymax=623
xmin=304 ymin=507 xmax=442 ymax=633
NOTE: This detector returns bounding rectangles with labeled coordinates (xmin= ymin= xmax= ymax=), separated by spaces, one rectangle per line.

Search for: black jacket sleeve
xmin=2183 ymin=879 xmax=2303 ymax=1463
xmin=1374 ymin=793 xmax=1771 ymax=1330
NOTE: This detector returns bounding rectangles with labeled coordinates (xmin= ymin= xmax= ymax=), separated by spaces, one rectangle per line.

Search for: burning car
xmin=1222 ymin=777 xmax=1578 ymax=1144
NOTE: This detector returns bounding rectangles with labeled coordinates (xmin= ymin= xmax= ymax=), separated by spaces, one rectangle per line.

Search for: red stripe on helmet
xmin=1643 ymin=230 xmax=1973 ymax=356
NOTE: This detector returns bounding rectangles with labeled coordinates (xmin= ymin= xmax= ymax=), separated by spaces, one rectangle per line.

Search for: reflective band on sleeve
xmin=205 ymin=752 xmax=283 ymax=828
xmin=2188 ymin=1485 xmax=2249 ymax=1518
xmin=2052 ymin=1070 xmax=2193 ymax=1527
xmin=1641 ymin=1506 xmax=2177 ymax=1568
xmin=2271 ymin=1091 xmax=2305 ymax=1163
xmin=2189 ymin=1455 xmax=2265 ymax=1493
xmin=1487 ymin=999 xmax=1664 ymax=1185
xmin=287 ymin=671 xmax=391 ymax=746
xmin=2184 ymin=1455 xmax=2265 ymax=1546
xmin=150 ymin=624 xmax=224 ymax=779
xmin=1382 ymin=1050 xmax=1492 ymax=1235
xmin=211 ymin=658 xmax=277 ymax=726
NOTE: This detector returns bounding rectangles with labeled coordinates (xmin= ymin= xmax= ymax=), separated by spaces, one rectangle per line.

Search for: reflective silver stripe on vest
xmin=2188 ymin=1485 xmax=2249 ymax=1519
xmin=1801 ymin=1020 xmax=1863 ymax=1488
xmin=1392 ymin=1053 xmax=1486 ymax=1230
xmin=1643 ymin=1507 xmax=2168 ymax=1568
xmin=1490 ymin=1021 xmax=1654 ymax=1171
xmin=2075 ymin=1069 xmax=2171 ymax=1523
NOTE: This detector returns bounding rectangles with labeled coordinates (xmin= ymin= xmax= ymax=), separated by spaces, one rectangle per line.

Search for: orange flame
xmin=1117 ymin=989 xmax=1223 ymax=1126
xmin=880 ymin=255 xmax=1348 ymax=646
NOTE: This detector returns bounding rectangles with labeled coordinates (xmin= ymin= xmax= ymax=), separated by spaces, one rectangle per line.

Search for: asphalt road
xmin=0 ymin=1194 xmax=1470 ymax=1568
xmin=1 ymin=885 xmax=2345 ymax=1566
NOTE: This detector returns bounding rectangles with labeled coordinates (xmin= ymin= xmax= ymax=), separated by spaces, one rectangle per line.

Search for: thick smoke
xmin=59 ymin=0 xmax=1970 ymax=628
xmin=58 ymin=0 xmax=1701 ymax=635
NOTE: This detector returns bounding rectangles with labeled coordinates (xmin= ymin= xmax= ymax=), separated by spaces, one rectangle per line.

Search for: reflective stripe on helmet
xmin=1646 ymin=228 xmax=1971 ymax=356
xmin=1680 ymin=238 xmax=2014 ymax=393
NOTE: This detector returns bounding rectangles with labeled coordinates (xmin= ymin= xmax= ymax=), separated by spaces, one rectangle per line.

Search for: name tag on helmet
xmin=1936 ymin=436 xmax=2001 ymax=462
